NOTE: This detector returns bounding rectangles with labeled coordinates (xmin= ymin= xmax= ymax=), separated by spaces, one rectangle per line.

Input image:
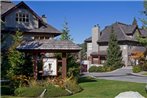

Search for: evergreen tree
xmin=138 ymin=1 xmax=147 ymax=57
xmin=58 ymin=20 xmax=79 ymax=78
xmin=60 ymin=20 xmax=72 ymax=41
xmin=106 ymin=27 xmax=122 ymax=68
xmin=7 ymin=31 xmax=33 ymax=78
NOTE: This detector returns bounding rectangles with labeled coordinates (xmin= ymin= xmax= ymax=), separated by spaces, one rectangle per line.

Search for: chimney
xmin=42 ymin=14 xmax=47 ymax=23
xmin=92 ymin=24 xmax=100 ymax=52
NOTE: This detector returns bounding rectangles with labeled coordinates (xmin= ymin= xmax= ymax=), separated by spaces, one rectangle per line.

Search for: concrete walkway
xmin=83 ymin=67 xmax=147 ymax=83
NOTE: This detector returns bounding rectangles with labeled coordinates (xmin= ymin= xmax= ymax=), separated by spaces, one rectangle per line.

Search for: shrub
xmin=64 ymin=78 xmax=82 ymax=94
xmin=14 ymin=86 xmax=44 ymax=97
xmin=1 ymin=86 xmax=14 ymax=95
xmin=89 ymin=66 xmax=98 ymax=72
xmin=133 ymin=66 xmax=141 ymax=73
xmin=141 ymin=62 xmax=147 ymax=71
xmin=44 ymin=85 xmax=70 ymax=97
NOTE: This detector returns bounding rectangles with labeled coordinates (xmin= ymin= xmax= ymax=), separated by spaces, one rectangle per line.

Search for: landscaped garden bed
xmin=2 ymin=77 xmax=147 ymax=98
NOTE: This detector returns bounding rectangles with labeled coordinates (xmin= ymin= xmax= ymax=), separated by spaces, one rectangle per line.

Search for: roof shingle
xmin=17 ymin=39 xmax=81 ymax=51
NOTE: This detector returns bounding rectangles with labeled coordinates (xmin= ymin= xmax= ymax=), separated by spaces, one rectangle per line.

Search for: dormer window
xmin=16 ymin=13 xmax=29 ymax=23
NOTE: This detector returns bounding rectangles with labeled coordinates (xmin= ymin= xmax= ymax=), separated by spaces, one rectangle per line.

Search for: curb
xmin=129 ymin=73 xmax=147 ymax=77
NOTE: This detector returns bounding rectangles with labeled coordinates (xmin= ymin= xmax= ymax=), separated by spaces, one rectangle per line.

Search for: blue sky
xmin=13 ymin=1 xmax=145 ymax=44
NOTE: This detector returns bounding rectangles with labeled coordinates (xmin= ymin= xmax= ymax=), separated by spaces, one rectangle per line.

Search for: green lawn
xmin=2 ymin=77 xmax=147 ymax=98
xmin=62 ymin=77 xmax=147 ymax=98
xmin=142 ymin=72 xmax=147 ymax=76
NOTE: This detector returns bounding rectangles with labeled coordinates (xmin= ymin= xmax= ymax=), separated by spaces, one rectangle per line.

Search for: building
xmin=1 ymin=1 xmax=62 ymax=48
xmin=85 ymin=20 xmax=147 ymax=67
xmin=1 ymin=1 xmax=81 ymax=79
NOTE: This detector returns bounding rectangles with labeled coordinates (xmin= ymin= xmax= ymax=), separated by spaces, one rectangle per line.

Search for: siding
xmin=5 ymin=8 xmax=38 ymax=29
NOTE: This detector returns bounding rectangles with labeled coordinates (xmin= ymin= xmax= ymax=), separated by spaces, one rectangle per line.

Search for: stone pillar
xmin=91 ymin=56 xmax=93 ymax=64
xmin=33 ymin=53 xmax=38 ymax=80
xmin=62 ymin=52 xmax=67 ymax=78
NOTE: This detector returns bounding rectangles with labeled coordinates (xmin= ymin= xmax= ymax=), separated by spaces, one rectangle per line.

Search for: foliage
xmin=64 ymin=78 xmax=82 ymax=94
xmin=14 ymin=81 xmax=71 ymax=97
xmin=7 ymin=31 xmax=25 ymax=78
xmin=138 ymin=1 xmax=147 ymax=57
xmin=60 ymin=20 xmax=72 ymax=41
xmin=133 ymin=66 xmax=142 ymax=73
xmin=105 ymin=27 xmax=122 ymax=68
xmin=88 ymin=66 xmax=98 ymax=72
xmin=44 ymin=85 xmax=70 ymax=97
xmin=79 ymin=43 xmax=87 ymax=60
xmin=14 ymin=86 xmax=44 ymax=97
xmin=58 ymin=20 xmax=80 ymax=78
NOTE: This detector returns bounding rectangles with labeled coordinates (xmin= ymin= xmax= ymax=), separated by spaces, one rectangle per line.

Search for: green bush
xmin=133 ymin=66 xmax=141 ymax=73
xmin=141 ymin=62 xmax=147 ymax=71
xmin=1 ymin=86 xmax=14 ymax=95
xmin=14 ymin=84 xmax=71 ymax=97
xmin=89 ymin=66 xmax=109 ymax=72
xmin=89 ymin=66 xmax=98 ymax=72
xmin=14 ymin=86 xmax=44 ymax=97
xmin=44 ymin=85 xmax=70 ymax=97
xmin=64 ymin=78 xmax=82 ymax=94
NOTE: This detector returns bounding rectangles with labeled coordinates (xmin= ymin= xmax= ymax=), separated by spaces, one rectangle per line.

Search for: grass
xmin=2 ymin=77 xmax=147 ymax=98
xmin=142 ymin=72 xmax=147 ymax=76
xmin=62 ymin=77 xmax=147 ymax=98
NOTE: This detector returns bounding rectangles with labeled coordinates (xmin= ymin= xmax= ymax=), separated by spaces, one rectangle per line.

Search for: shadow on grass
xmin=78 ymin=76 xmax=97 ymax=83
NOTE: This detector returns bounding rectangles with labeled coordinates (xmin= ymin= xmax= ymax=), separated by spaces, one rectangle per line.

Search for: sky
xmin=13 ymin=0 xmax=145 ymax=44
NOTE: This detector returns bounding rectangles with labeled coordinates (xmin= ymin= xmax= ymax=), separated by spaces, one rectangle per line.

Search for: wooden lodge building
xmin=1 ymin=1 xmax=81 ymax=79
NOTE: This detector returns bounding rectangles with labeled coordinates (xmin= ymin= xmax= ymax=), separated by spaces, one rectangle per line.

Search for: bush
xmin=89 ymin=66 xmax=98 ymax=72
xmin=14 ymin=84 xmax=70 ymax=97
xmin=141 ymin=62 xmax=147 ymax=71
xmin=1 ymin=86 xmax=14 ymax=95
xmin=133 ymin=66 xmax=141 ymax=73
xmin=64 ymin=78 xmax=82 ymax=94
xmin=14 ymin=86 xmax=44 ymax=97
xmin=89 ymin=66 xmax=110 ymax=72
xmin=44 ymin=85 xmax=70 ymax=97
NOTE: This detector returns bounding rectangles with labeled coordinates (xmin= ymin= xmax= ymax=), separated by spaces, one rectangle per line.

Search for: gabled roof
xmin=17 ymin=39 xmax=81 ymax=52
xmin=140 ymin=29 xmax=147 ymax=37
xmin=84 ymin=22 xmax=147 ymax=43
xmin=98 ymin=22 xmax=137 ymax=43
xmin=1 ymin=1 xmax=62 ymax=35
xmin=1 ymin=1 xmax=15 ymax=15
xmin=2 ymin=1 xmax=46 ymax=26
xmin=85 ymin=37 xmax=92 ymax=42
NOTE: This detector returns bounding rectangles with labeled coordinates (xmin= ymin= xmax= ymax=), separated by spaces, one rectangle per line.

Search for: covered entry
xmin=17 ymin=39 xmax=81 ymax=80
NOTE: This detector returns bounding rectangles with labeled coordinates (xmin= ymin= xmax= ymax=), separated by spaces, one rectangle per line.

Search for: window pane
xmin=26 ymin=18 xmax=29 ymax=22
xmin=23 ymin=14 xmax=25 ymax=18
xmin=19 ymin=13 xmax=22 ymax=17
xmin=19 ymin=18 xmax=22 ymax=22
xmin=16 ymin=18 xmax=18 ymax=21
xmin=23 ymin=17 xmax=25 ymax=22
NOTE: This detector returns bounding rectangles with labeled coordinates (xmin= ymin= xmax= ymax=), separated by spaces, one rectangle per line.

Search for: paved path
xmin=83 ymin=67 xmax=147 ymax=83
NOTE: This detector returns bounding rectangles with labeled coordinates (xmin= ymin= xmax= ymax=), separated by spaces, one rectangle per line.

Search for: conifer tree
xmin=106 ymin=27 xmax=122 ymax=69
xmin=60 ymin=21 xmax=72 ymax=41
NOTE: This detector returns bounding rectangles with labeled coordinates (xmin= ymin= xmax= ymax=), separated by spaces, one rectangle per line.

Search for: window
xmin=16 ymin=13 xmax=29 ymax=23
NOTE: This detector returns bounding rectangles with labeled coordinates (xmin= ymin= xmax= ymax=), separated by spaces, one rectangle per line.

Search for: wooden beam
xmin=62 ymin=52 xmax=67 ymax=79
xmin=98 ymin=56 xmax=101 ymax=64
xmin=33 ymin=53 xmax=38 ymax=80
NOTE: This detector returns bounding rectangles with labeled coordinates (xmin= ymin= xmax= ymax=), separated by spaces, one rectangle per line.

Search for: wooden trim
xmin=62 ymin=52 xmax=67 ymax=79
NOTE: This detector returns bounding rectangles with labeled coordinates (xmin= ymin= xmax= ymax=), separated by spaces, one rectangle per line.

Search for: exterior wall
xmin=87 ymin=42 xmax=92 ymax=58
xmin=99 ymin=45 xmax=129 ymax=66
xmin=23 ymin=34 xmax=54 ymax=40
xmin=5 ymin=8 xmax=38 ymax=29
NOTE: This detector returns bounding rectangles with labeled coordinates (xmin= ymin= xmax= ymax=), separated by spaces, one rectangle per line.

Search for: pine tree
xmin=138 ymin=1 xmax=147 ymax=57
xmin=106 ymin=27 xmax=122 ymax=69
xmin=60 ymin=20 xmax=72 ymax=41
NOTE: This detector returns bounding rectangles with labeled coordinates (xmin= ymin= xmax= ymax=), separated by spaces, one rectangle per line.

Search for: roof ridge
xmin=117 ymin=23 xmax=128 ymax=39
